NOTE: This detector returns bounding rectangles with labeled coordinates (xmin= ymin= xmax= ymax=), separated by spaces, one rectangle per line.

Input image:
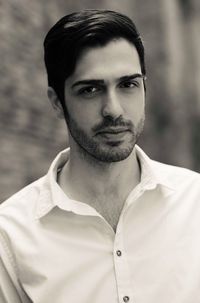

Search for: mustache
xmin=92 ymin=116 xmax=134 ymax=133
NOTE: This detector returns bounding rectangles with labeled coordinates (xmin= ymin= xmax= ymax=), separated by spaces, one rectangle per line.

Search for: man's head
xmin=44 ymin=10 xmax=146 ymax=162
xmin=44 ymin=9 xmax=146 ymax=108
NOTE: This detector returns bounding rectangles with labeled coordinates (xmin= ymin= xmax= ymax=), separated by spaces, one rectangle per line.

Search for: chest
xmin=16 ymin=208 xmax=200 ymax=303
xmin=13 ymin=188 xmax=200 ymax=303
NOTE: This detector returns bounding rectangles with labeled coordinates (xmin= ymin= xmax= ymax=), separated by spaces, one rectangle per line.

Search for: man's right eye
xmin=78 ymin=86 xmax=101 ymax=96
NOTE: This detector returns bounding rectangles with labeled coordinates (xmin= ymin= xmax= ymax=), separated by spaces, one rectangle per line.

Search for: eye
xmin=78 ymin=86 xmax=101 ymax=97
xmin=119 ymin=80 xmax=140 ymax=89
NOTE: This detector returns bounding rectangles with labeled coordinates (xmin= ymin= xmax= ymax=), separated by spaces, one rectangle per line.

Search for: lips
xmin=97 ymin=127 xmax=129 ymax=135
xmin=96 ymin=128 xmax=130 ymax=141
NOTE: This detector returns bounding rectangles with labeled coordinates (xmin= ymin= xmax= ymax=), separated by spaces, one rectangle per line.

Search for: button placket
xmin=113 ymin=222 xmax=133 ymax=303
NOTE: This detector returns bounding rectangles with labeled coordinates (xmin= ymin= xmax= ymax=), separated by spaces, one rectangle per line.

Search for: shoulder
xmin=151 ymin=159 xmax=200 ymax=189
xmin=0 ymin=176 xmax=47 ymax=228
xmin=136 ymin=145 xmax=200 ymax=188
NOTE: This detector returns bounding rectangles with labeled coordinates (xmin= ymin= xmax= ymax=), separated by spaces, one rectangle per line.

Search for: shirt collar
xmin=36 ymin=145 xmax=175 ymax=219
xmin=135 ymin=145 xmax=175 ymax=192
xmin=36 ymin=148 xmax=99 ymax=219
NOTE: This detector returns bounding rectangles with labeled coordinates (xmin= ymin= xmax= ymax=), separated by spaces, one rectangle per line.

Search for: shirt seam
xmin=0 ymin=231 xmax=20 ymax=282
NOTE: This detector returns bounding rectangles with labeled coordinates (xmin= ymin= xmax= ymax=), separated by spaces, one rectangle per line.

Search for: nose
xmin=101 ymin=91 xmax=123 ymax=119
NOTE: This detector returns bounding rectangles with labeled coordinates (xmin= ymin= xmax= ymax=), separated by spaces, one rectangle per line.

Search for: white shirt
xmin=0 ymin=145 xmax=200 ymax=303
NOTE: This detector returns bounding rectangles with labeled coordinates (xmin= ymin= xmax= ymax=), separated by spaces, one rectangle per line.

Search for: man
xmin=0 ymin=9 xmax=200 ymax=303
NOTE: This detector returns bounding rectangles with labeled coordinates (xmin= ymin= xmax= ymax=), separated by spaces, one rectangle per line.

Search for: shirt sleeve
xmin=0 ymin=232 xmax=30 ymax=303
xmin=0 ymin=256 xmax=22 ymax=303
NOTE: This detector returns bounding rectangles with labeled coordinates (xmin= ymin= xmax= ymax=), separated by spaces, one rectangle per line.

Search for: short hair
xmin=44 ymin=9 xmax=146 ymax=109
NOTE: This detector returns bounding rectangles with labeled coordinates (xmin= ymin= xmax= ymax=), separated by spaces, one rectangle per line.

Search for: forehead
xmin=67 ymin=38 xmax=141 ymax=83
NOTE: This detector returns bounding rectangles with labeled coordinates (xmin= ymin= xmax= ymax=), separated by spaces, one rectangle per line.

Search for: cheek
xmin=124 ymin=94 xmax=145 ymax=120
xmin=68 ymin=102 xmax=100 ymax=130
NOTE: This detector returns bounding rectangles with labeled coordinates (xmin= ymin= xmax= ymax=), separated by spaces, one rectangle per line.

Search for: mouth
xmin=97 ymin=128 xmax=129 ymax=135
xmin=96 ymin=128 xmax=130 ymax=140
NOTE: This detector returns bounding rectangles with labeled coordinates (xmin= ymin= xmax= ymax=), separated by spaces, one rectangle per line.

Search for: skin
xmin=48 ymin=38 xmax=146 ymax=231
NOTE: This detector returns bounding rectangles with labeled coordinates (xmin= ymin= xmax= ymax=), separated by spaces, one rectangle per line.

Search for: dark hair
xmin=44 ymin=9 xmax=146 ymax=109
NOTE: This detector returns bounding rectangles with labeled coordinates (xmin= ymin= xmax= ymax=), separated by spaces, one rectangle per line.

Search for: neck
xmin=59 ymin=139 xmax=141 ymax=203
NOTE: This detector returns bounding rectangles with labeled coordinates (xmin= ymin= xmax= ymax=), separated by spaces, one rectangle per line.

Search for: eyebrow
xmin=71 ymin=79 xmax=104 ymax=89
xmin=71 ymin=73 xmax=144 ymax=89
xmin=119 ymin=73 xmax=144 ymax=82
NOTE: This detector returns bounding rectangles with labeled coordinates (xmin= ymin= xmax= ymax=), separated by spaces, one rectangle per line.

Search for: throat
xmin=89 ymin=194 xmax=126 ymax=232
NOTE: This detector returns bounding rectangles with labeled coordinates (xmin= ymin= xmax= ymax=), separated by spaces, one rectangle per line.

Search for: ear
xmin=47 ymin=87 xmax=64 ymax=119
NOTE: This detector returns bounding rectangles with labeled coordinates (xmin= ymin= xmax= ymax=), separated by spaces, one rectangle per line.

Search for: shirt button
xmin=116 ymin=250 xmax=122 ymax=256
xmin=123 ymin=296 xmax=130 ymax=302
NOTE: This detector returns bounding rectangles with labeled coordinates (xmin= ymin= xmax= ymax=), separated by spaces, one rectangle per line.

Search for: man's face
xmin=64 ymin=38 xmax=145 ymax=162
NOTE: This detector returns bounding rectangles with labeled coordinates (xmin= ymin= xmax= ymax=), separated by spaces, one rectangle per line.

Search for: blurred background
xmin=0 ymin=0 xmax=200 ymax=202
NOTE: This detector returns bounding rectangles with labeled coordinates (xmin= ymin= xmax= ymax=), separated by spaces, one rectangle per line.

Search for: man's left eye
xmin=119 ymin=81 xmax=139 ymax=88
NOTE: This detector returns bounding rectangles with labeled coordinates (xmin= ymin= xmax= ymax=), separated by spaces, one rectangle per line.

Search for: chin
xmin=88 ymin=144 xmax=135 ymax=163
